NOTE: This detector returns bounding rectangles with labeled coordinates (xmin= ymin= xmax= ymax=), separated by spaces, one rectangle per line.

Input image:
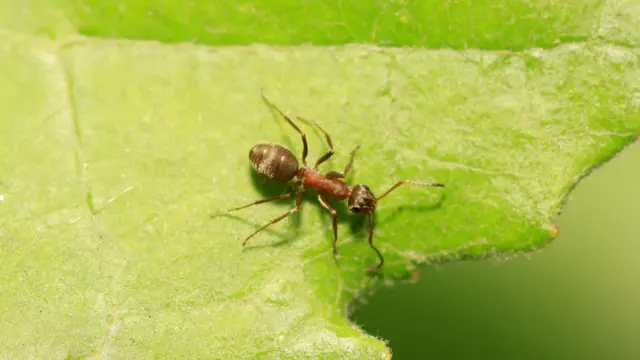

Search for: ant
xmin=212 ymin=90 xmax=445 ymax=271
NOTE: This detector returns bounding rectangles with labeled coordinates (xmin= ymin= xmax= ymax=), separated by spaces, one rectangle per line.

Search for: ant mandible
xmin=212 ymin=90 xmax=445 ymax=271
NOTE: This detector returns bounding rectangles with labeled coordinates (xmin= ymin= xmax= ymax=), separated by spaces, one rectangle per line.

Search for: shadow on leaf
xmin=249 ymin=165 xmax=292 ymax=198
xmin=379 ymin=192 xmax=447 ymax=225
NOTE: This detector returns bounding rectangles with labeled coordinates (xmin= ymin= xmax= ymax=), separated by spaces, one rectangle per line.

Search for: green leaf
xmin=1 ymin=1 xmax=639 ymax=358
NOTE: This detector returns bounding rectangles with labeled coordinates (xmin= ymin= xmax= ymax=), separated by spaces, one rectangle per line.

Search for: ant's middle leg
xmin=261 ymin=89 xmax=308 ymax=166
xmin=317 ymin=193 xmax=340 ymax=259
xmin=341 ymin=145 xmax=360 ymax=177
xmin=326 ymin=145 xmax=360 ymax=179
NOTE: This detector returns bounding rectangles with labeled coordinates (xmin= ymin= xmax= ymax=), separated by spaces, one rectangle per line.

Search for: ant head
xmin=348 ymin=184 xmax=376 ymax=214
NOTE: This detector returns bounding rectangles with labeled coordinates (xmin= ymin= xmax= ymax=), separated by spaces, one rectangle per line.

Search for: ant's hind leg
xmin=260 ymin=89 xmax=309 ymax=165
xmin=211 ymin=181 xmax=301 ymax=216
xmin=242 ymin=189 xmax=306 ymax=246
xmin=317 ymin=194 xmax=340 ymax=259
xmin=210 ymin=191 xmax=295 ymax=217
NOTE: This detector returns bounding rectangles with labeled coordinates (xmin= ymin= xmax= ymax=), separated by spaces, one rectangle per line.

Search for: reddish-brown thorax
xmin=297 ymin=168 xmax=352 ymax=200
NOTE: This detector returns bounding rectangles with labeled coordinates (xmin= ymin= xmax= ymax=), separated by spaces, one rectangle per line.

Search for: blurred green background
xmin=353 ymin=141 xmax=640 ymax=359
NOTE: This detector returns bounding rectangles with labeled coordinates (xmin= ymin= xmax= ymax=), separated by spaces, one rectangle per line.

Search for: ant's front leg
xmin=325 ymin=145 xmax=360 ymax=179
xmin=317 ymin=193 xmax=340 ymax=259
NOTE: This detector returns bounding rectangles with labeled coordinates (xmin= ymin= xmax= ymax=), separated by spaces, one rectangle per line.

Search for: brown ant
xmin=212 ymin=90 xmax=445 ymax=271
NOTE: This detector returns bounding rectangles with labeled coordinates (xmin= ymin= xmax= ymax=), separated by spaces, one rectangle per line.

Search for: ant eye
xmin=351 ymin=206 xmax=360 ymax=213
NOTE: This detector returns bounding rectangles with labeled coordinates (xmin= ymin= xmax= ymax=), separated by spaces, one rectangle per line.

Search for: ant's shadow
xmin=338 ymin=192 xmax=447 ymax=243
xmin=379 ymin=192 xmax=447 ymax=225
xmin=249 ymin=165 xmax=292 ymax=198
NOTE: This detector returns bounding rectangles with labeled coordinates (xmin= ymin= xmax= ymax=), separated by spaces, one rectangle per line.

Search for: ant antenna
xmin=377 ymin=180 xmax=445 ymax=201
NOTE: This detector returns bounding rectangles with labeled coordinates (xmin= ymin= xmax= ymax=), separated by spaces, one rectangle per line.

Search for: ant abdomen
xmin=249 ymin=142 xmax=299 ymax=181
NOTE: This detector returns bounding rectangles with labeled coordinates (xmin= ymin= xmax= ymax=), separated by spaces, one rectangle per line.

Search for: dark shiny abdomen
xmin=249 ymin=143 xmax=299 ymax=181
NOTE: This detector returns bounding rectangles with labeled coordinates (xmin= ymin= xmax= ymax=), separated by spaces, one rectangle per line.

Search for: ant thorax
xmin=296 ymin=167 xmax=317 ymax=179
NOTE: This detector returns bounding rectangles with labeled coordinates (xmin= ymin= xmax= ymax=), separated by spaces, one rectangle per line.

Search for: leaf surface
xmin=1 ymin=1 xmax=639 ymax=358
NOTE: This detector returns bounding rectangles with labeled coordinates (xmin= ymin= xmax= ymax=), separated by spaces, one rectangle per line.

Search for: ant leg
xmin=326 ymin=145 xmax=360 ymax=179
xmin=296 ymin=115 xmax=334 ymax=169
xmin=211 ymin=181 xmax=301 ymax=216
xmin=211 ymin=191 xmax=295 ymax=216
xmin=376 ymin=180 xmax=445 ymax=201
xmin=342 ymin=145 xmax=360 ymax=176
xmin=242 ymin=188 xmax=306 ymax=246
xmin=317 ymin=193 xmax=339 ymax=259
xmin=366 ymin=212 xmax=384 ymax=272
xmin=261 ymin=89 xmax=308 ymax=165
